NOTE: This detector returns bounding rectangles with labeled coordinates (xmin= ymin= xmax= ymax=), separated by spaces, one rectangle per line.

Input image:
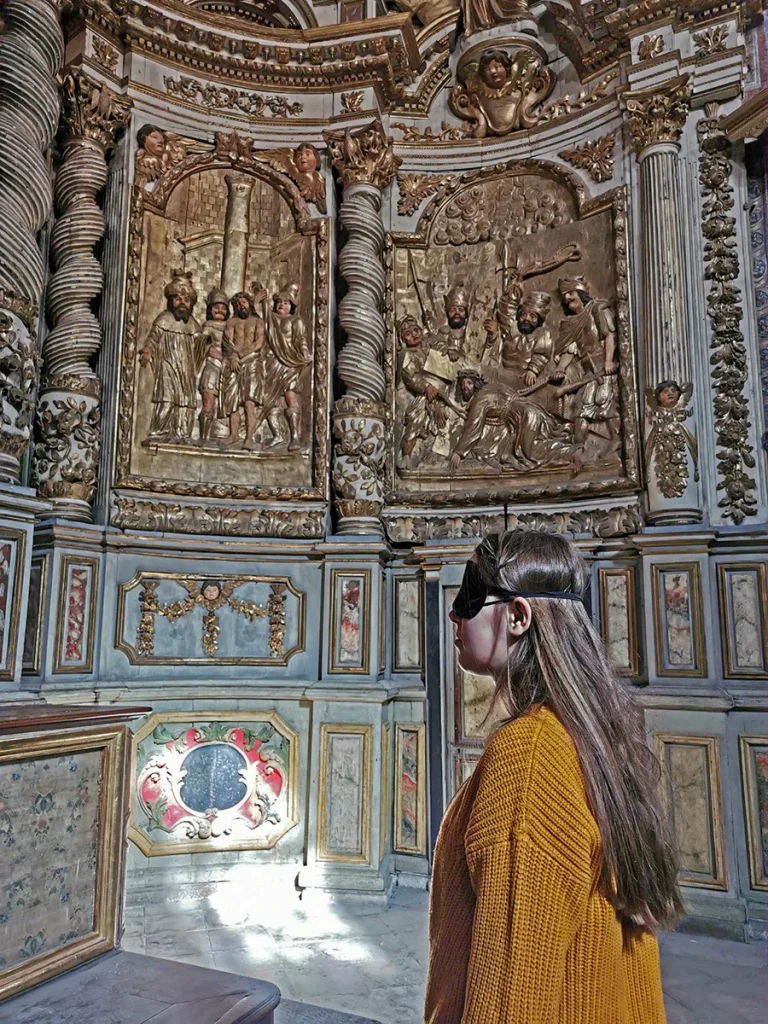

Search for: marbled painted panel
xmin=598 ymin=567 xmax=638 ymax=676
xmin=393 ymin=576 xmax=422 ymax=673
xmin=652 ymin=564 xmax=706 ymax=677
xmin=55 ymin=556 xmax=98 ymax=674
xmin=329 ymin=571 xmax=370 ymax=674
xmin=739 ymin=737 xmax=768 ymax=890
xmin=0 ymin=530 xmax=24 ymax=682
xmin=718 ymin=565 xmax=768 ymax=678
xmin=22 ymin=556 xmax=47 ymax=675
xmin=318 ymin=725 xmax=370 ymax=863
xmin=395 ymin=724 xmax=425 ymax=855
xmin=0 ymin=751 xmax=102 ymax=973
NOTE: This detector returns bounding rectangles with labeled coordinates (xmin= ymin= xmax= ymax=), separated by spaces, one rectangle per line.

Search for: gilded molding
xmin=391 ymin=120 xmax=467 ymax=142
xmin=559 ymin=132 xmax=615 ymax=183
xmin=698 ymin=105 xmax=757 ymax=524
xmin=538 ymin=71 xmax=619 ymax=124
xmin=111 ymin=497 xmax=326 ymax=538
xmin=625 ymin=77 xmax=691 ymax=154
xmin=396 ymin=172 xmax=456 ymax=215
xmin=164 ymin=75 xmax=304 ymax=118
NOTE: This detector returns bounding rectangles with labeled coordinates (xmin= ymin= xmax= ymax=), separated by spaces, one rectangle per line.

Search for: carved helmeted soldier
xmin=449 ymin=368 xmax=574 ymax=473
xmin=397 ymin=314 xmax=452 ymax=464
xmin=263 ymin=283 xmax=312 ymax=451
xmin=220 ymin=285 xmax=267 ymax=450
xmin=140 ymin=270 xmax=201 ymax=444
xmin=554 ymin=274 xmax=619 ymax=464
xmin=424 ymin=283 xmax=471 ymax=363
xmin=483 ymin=278 xmax=552 ymax=388
xmin=198 ymin=288 xmax=229 ymax=445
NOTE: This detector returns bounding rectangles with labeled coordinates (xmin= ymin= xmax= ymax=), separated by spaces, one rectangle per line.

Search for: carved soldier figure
xmin=140 ymin=270 xmax=201 ymax=444
xmin=262 ymin=283 xmax=312 ymax=451
xmin=424 ymin=283 xmax=472 ymax=363
xmin=554 ymin=274 xmax=619 ymax=466
xmin=483 ymin=278 xmax=552 ymax=387
xmin=449 ymin=369 xmax=574 ymax=472
xmin=198 ymin=288 xmax=229 ymax=445
xmin=397 ymin=315 xmax=453 ymax=464
xmin=220 ymin=285 xmax=267 ymax=450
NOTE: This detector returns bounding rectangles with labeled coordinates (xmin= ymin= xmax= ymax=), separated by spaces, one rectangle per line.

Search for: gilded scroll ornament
xmin=645 ymin=382 xmax=699 ymax=499
xmin=449 ymin=46 xmax=555 ymax=138
xmin=698 ymin=106 xmax=757 ymax=524
xmin=537 ymin=71 xmax=619 ymax=124
xmin=625 ymin=77 xmax=691 ymax=153
xmin=164 ymin=76 xmax=304 ymax=118
xmin=392 ymin=122 xmax=468 ymax=143
xmin=559 ymin=133 xmax=615 ymax=183
xmin=0 ymin=310 xmax=38 ymax=481
xmin=638 ymin=34 xmax=664 ymax=61
xmin=397 ymin=173 xmax=456 ymax=216
xmin=325 ymin=120 xmax=401 ymax=190
xmin=137 ymin=578 xmax=287 ymax=659
xmin=252 ymin=144 xmax=327 ymax=213
xmin=693 ymin=25 xmax=729 ymax=57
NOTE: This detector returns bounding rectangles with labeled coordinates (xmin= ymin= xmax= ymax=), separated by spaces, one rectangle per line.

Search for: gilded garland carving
xmin=397 ymin=173 xmax=456 ymax=216
xmin=382 ymin=504 xmax=644 ymax=543
xmin=625 ymin=77 xmax=691 ymax=153
xmin=645 ymin=382 xmax=699 ymax=499
xmin=112 ymin=497 xmax=325 ymax=538
xmin=559 ymin=133 xmax=615 ymax=183
xmin=392 ymin=121 xmax=468 ymax=143
xmin=165 ymin=76 xmax=304 ymax=118
xmin=698 ymin=107 xmax=757 ymax=524
xmin=117 ymin=128 xmax=330 ymax=503
xmin=0 ymin=0 xmax=63 ymax=306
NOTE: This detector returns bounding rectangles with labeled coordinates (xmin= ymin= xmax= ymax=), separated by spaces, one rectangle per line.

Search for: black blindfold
xmin=452 ymin=558 xmax=584 ymax=620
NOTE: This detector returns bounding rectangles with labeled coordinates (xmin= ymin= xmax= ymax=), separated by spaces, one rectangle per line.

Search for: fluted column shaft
xmin=33 ymin=72 xmax=130 ymax=521
xmin=0 ymin=0 xmax=63 ymax=482
xmin=627 ymin=77 xmax=701 ymax=525
xmin=325 ymin=121 xmax=401 ymax=536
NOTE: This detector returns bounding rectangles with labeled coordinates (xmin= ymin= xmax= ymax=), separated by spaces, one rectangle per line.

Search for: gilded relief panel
xmin=387 ymin=165 xmax=638 ymax=505
xmin=116 ymin=129 xmax=329 ymax=503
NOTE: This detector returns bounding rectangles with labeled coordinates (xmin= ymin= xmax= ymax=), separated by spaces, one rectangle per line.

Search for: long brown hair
xmin=475 ymin=530 xmax=684 ymax=939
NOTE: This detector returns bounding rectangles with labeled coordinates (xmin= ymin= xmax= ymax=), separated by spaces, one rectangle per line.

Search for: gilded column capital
xmin=60 ymin=71 xmax=132 ymax=152
xmin=624 ymin=76 xmax=691 ymax=156
xmin=324 ymin=120 xmax=402 ymax=191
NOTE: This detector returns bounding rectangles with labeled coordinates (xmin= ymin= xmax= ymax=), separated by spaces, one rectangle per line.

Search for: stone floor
xmin=122 ymin=886 xmax=767 ymax=1024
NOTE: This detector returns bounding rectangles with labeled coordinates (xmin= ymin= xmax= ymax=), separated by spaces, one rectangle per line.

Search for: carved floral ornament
xmin=624 ymin=77 xmax=692 ymax=154
xmin=559 ymin=133 xmax=615 ymax=183
xmin=324 ymin=120 xmax=401 ymax=189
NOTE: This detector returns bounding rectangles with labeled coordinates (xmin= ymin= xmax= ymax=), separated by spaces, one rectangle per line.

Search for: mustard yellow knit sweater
xmin=425 ymin=707 xmax=666 ymax=1024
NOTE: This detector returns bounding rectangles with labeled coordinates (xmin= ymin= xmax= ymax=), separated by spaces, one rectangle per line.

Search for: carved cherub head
xmin=655 ymin=380 xmax=683 ymax=409
xmin=478 ymin=49 xmax=512 ymax=89
xmin=201 ymin=581 xmax=222 ymax=603
xmin=164 ymin=270 xmax=197 ymax=322
xmin=206 ymin=289 xmax=229 ymax=322
xmin=137 ymin=124 xmax=167 ymax=159
xmin=293 ymin=143 xmax=320 ymax=175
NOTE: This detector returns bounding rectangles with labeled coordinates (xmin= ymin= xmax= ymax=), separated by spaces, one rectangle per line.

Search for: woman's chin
xmin=457 ymin=649 xmax=486 ymax=675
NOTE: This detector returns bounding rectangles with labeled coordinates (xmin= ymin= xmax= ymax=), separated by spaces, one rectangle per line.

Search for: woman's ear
xmin=506 ymin=597 xmax=532 ymax=640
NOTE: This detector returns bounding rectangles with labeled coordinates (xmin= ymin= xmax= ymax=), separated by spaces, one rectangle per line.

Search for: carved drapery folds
xmin=698 ymin=106 xmax=757 ymax=525
xmin=33 ymin=72 xmax=131 ymax=520
xmin=625 ymin=77 xmax=701 ymax=524
xmin=0 ymin=0 xmax=63 ymax=481
xmin=325 ymin=121 xmax=400 ymax=534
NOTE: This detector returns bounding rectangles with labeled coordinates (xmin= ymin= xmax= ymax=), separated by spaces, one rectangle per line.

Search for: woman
xmin=425 ymin=531 xmax=683 ymax=1023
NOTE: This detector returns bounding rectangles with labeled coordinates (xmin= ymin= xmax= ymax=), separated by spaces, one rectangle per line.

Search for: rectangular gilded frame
xmin=717 ymin=563 xmax=768 ymax=679
xmin=393 ymin=574 xmax=424 ymax=674
xmin=380 ymin=723 xmax=391 ymax=863
xmin=739 ymin=736 xmax=768 ymax=891
xmin=597 ymin=566 xmax=640 ymax=677
xmin=394 ymin=723 xmax=427 ymax=856
xmin=654 ymin=733 xmax=727 ymax=890
xmin=317 ymin=723 xmax=372 ymax=864
xmin=328 ymin=569 xmax=371 ymax=675
xmin=651 ymin=562 xmax=707 ymax=678
xmin=22 ymin=554 xmax=48 ymax=676
xmin=0 ymin=726 xmax=127 ymax=1001
xmin=53 ymin=555 xmax=99 ymax=675
xmin=0 ymin=526 xmax=26 ymax=682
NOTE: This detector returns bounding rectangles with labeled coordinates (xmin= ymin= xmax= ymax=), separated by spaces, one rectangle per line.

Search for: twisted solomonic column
xmin=33 ymin=72 xmax=131 ymax=521
xmin=625 ymin=77 xmax=702 ymax=525
xmin=0 ymin=0 xmax=63 ymax=482
xmin=325 ymin=121 xmax=401 ymax=536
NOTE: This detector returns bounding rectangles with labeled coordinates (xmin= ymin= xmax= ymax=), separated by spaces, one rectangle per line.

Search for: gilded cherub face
xmin=202 ymin=582 xmax=221 ymax=602
xmin=294 ymin=145 xmax=317 ymax=174
xmin=658 ymin=384 xmax=681 ymax=409
xmin=482 ymin=58 xmax=508 ymax=87
xmin=143 ymin=130 xmax=166 ymax=158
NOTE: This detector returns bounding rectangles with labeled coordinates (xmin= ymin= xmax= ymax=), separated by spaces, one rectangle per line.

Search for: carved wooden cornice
xmin=66 ymin=0 xmax=423 ymax=102
xmin=720 ymin=87 xmax=768 ymax=142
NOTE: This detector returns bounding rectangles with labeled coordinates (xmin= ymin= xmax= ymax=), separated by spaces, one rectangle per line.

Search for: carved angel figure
xmin=645 ymin=381 xmax=699 ymax=499
xmin=253 ymin=143 xmax=327 ymax=213
xmin=449 ymin=47 xmax=555 ymax=139
xmin=134 ymin=125 xmax=187 ymax=189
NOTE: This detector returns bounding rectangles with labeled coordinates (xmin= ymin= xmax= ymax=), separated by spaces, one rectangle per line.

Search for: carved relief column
xmin=324 ymin=121 xmax=401 ymax=536
xmin=0 ymin=0 xmax=63 ymax=482
xmin=221 ymin=174 xmax=255 ymax=297
xmin=33 ymin=72 xmax=130 ymax=521
xmin=625 ymin=77 xmax=702 ymax=525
